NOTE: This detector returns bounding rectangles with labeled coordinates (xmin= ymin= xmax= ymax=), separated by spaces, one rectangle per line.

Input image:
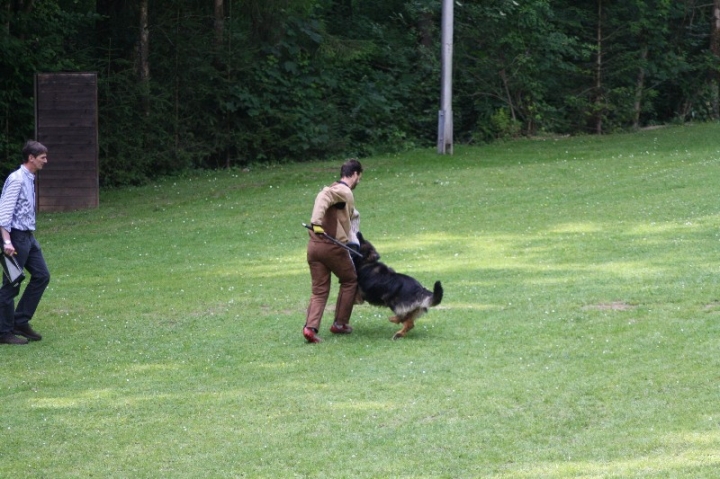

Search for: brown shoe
xmin=14 ymin=324 xmax=42 ymax=341
xmin=330 ymin=323 xmax=353 ymax=334
xmin=0 ymin=333 xmax=29 ymax=345
xmin=303 ymin=327 xmax=322 ymax=343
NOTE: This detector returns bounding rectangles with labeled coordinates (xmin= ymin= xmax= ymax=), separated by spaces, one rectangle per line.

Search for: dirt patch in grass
xmin=703 ymin=301 xmax=720 ymax=311
xmin=582 ymin=301 xmax=636 ymax=311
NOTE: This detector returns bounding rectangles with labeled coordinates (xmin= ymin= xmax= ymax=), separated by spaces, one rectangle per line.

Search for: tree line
xmin=2 ymin=0 xmax=719 ymax=186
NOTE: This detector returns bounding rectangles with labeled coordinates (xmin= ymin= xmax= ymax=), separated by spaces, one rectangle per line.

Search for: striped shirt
xmin=0 ymin=165 xmax=36 ymax=232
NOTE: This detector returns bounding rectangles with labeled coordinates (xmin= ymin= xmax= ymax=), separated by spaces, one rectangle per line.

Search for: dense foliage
xmin=1 ymin=0 xmax=719 ymax=185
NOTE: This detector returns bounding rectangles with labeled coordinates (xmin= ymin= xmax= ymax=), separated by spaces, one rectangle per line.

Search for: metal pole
xmin=437 ymin=0 xmax=454 ymax=155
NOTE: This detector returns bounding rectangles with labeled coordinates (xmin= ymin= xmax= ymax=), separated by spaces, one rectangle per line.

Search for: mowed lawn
xmin=3 ymin=123 xmax=720 ymax=478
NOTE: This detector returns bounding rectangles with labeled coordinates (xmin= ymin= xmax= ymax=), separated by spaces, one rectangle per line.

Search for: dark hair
xmin=22 ymin=140 xmax=48 ymax=163
xmin=340 ymin=158 xmax=363 ymax=178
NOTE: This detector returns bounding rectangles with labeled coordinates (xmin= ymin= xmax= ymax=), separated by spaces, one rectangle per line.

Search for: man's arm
xmin=0 ymin=176 xmax=21 ymax=247
xmin=310 ymin=184 xmax=352 ymax=226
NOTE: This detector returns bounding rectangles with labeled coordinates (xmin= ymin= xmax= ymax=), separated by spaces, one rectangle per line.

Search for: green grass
xmin=3 ymin=123 xmax=720 ymax=477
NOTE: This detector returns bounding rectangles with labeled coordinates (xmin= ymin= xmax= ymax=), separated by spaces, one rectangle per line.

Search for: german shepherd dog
xmin=353 ymin=233 xmax=443 ymax=339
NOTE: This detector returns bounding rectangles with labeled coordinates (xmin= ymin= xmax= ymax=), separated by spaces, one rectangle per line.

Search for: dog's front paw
xmin=388 ymin=316 xmax=400 ymax=323
xmin=392 ymin=332 xmax=404 ymax=340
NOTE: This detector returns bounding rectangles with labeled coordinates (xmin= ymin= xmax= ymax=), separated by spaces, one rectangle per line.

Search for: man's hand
xmin=312 ymin=224 xmax=325 ymax=235
xmin=2 ymin=237 xmax=14 ymax=256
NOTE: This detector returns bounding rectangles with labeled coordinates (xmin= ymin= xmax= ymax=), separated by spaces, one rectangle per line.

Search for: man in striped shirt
xmin=0 ymin=140 xmax=51 ymax=345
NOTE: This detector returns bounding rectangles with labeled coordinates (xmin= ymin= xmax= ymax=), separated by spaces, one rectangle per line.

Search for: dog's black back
xmin=354 ymin=233 xmax=443 ymax=319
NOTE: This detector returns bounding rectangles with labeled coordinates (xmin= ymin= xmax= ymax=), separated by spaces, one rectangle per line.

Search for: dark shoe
xmin=303 ymin=327 xmax=322 ymax=343
xmin=330 ymin=323 xmax=353 ymax=334
xmin=13 ymin=324 xmax=42 ymax=341
xmin=0 ymin=333 xmax=29 ymax=345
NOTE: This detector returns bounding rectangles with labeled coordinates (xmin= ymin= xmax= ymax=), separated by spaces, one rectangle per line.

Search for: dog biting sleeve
xmin=348 ymin=209 xmax=360 ymax=245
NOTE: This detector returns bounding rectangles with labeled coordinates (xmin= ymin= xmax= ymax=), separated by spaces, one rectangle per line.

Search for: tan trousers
xmin=305 ymin=235 xmax=357 ymax=331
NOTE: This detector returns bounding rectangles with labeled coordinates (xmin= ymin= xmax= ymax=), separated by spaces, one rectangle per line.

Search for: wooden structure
xmin=35 ymin=72 xmax=99 ymax=212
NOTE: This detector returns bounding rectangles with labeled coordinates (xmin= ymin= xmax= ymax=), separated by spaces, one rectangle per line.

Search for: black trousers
xmin=0 ymin=231 xmax=50 ymax=334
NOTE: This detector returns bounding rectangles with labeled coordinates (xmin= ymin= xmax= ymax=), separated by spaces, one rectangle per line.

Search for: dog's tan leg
xmin=388 ymin=315 xmax=401 ymax=324
xmin=392 ymin=319 xmax=415 ymax=340
xmin=391 ymin=308 xmax=426 ymax=340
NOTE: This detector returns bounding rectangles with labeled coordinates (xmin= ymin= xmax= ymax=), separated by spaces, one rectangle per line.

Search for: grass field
xmin=3 ymin=123 xmax=720 ymax=478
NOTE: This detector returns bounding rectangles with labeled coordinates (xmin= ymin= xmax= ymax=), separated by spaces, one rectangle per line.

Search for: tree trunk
xmin=3 ymin=1 xmax=9 ymax=36
xmin=174 ymin=6 xmax=180 ymax=157
xmin=139 ymin=0 xmax=150 ymax=116
xmin=6 ymin=0 xmax=36 ymax=37
xmin=711 ymin=0 xmax=720 ymax=119
xmin=214 ymin=0 xmax=224 ymax=48
xmin=593 ymin=0 xmax=603 ymax=134
xmin=418 ymin=11 xmax=433 ymax=49
xmin=499 ymin=68 xmax=517 ymax=122
xmin=633 ymin=45 xmax=648 ymax=129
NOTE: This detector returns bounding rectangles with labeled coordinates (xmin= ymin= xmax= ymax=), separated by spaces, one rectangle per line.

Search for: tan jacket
xmin=310 ymin=181 xmax=356 ymax=244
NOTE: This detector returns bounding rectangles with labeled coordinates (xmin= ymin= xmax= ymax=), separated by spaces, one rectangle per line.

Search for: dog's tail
xmin=431 ymin=281 xmax=443 ymax=306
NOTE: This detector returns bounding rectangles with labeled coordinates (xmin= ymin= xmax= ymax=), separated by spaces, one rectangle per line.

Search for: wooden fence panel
xmin=35 ymin=73 xmax=99 ymax=212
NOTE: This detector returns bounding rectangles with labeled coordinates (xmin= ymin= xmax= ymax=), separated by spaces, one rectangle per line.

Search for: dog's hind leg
xmin=392 ymin=319 xmax=415 ymax=340
xmin=391 ymin=307 xmax=426 ymax=340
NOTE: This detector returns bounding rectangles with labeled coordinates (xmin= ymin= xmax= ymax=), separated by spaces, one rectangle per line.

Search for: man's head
xmin=22 ymin=140 xmax=48 ymax=173
xmin=340 ymin=158 xmax=363 ymax=189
